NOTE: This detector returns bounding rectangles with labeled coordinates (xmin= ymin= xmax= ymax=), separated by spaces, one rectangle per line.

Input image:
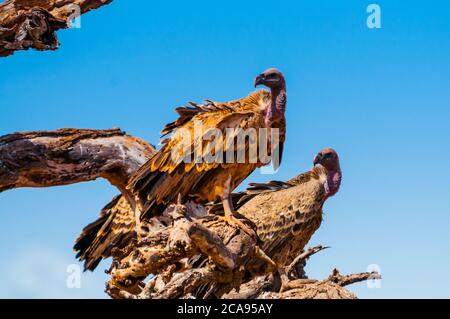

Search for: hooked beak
xmin=254 ymin=74 xmax=265 ymax=87
xmin=313 ymin=153 xmax=323 ymax=166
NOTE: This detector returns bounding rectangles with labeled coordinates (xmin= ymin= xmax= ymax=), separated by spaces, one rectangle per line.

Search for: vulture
xmin=226 ymin=147 xmax=342 ymax=268
xmin=75 ymin=68 xmax=288 ymax=270
xmin=193 ymin=147 xmax=342 ymax=297
xmin=127 ymin=68 xmax=287 ymax=234
xmin=74 ymin=148 xmax=342 ymax=277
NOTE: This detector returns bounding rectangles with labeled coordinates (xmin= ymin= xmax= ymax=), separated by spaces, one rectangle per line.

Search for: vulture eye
xmin=267 ymin=74 xmax=278 ymax=80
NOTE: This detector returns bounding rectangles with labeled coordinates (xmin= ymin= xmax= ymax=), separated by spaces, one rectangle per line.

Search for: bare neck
xmin=324 ymin=168 xmax=342 ymax=198
xmin=313 ymin=164 xmax=342 ymax=199
xmin=265 ymin=85 xmax=286 ymax=125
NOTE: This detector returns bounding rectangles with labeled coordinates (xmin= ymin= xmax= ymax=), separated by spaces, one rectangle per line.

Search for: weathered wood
xmin=259 ymin=280 xmax=358 ymax=299
xmin=327 ymin=268 xmax=382 ymax=287
xmin=0 ymin=127 xmax=380 ymax=299
xmin=286 ymin=245 xmax=329 ymax=280
xmin=224 ymin=267 xmax=380 ymax=299
xmin=259 ymin=268 xmax=380 ymax=299
xmin=106 ymin=203 xmax=275 ymax=298
xmin=0 ymin=0 xmax=113 ymax=57
xmin=0 ymin=128 xmax=155 ymax=192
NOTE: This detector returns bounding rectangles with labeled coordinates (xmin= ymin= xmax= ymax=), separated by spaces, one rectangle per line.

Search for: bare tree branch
xmin=286 ymin=245 xmax=330 ymax=279
xmin=106 ymin=203 xmax=275 ymax=299
xmin=327 ymin=268 xmax=381 ymax=287
xmin=0 ymin=127 xmax=378 ymax=299
xmin=0 ymin=128 xmax=155 ymax=192
xmin=259 ymin=280 xmax=358 ymax=299
xmin=254 ymin=268 xmax=381 ymax=299
xmin=0 ymin=0 xmax=113 ymax=57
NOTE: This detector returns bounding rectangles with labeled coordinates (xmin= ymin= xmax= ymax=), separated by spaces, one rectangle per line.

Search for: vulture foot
xmin=221 ymin=175 xmax=258 ymax=239
xmin=217 ymin=213 xmax=257 ymax=240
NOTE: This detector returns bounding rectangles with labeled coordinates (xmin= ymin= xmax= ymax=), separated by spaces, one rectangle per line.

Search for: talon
xmin=219 ymin=176 xmax=257 ymax=238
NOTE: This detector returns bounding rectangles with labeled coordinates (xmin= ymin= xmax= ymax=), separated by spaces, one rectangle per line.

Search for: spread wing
xmin=127 ymin=90 xmax=273 ymax=219
xmin=74 ymin=195 xmax=136 ymax=271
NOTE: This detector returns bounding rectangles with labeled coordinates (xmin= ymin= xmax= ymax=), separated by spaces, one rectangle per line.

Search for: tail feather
xmin=74 ymin=195 xmax=136 ymax=271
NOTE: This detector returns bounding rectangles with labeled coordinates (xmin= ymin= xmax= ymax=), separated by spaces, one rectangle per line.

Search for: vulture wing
xmin=74 ymin=195 xmax=136 ymax=271
xmin=237 ymin=170 xmax=326 ymax=265
xmin=127 ymin=90 xmax=279 ymax=219
xmin=73 ymin=171 xmax=324 ymax=272
xmin=194 ymin=169 xmax=328 ymax=298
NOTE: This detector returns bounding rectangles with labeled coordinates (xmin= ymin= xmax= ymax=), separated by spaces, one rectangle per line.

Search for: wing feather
xmin=236 ymin=170 xmax=325 ymax=264
xmin=127 ymin=90 xmax=273 ymax=219
xmin=74 ymin=195 xmax=136 ymax=271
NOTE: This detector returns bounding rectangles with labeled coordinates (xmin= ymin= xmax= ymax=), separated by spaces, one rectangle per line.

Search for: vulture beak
xmin=254 ymin=74 xmax=265 ymax=87
xmin=313 ymin=153 xmax=323 ymax=166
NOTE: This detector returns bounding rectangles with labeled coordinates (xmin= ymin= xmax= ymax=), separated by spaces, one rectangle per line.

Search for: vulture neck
xmin=324 ymin=167 xmax=342 ymax=199
xmin=314 ymin=164 xmax=342 ymax=199
xmin=265 ymin=86 xmax=286 ymax=126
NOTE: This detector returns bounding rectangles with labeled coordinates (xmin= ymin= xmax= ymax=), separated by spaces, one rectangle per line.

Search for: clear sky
xmin=0 ymin=0 xmax=449 ymax=298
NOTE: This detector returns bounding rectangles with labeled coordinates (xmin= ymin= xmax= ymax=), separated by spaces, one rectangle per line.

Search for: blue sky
xmin=0 ymin=0 xmax=449 ymax=298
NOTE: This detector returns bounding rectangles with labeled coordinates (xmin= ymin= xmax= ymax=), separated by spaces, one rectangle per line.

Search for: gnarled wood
xmin=258 ymin=268 xmax=380 ymax=299
xmin=0 ymin=128 xmax=380 ymax=299
xmin=327 ymin=268 xmax=382 ymax=287
xmin=224 ymin=267 xmax=380 ymax=299
xmin=259 ymin=280 xmax=358 ymax=299
xmin=106 ymin=203 xmax=276 ymax=299
xmin=0 ymin=0 xmax=113 ymax=57
xmin=0 ymin=128 xmax=155 ymax=192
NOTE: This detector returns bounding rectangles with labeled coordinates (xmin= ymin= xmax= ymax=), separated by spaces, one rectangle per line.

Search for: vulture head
xmin=313 ymin=148 xmax=342 ymax=197
xmin=254 ymin=68 xmax=286 ymax=89
xmin=313 ymin=148 xmax=340 ymax=171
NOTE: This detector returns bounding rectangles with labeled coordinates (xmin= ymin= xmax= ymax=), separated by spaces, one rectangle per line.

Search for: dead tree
xmin=0 ymin=128 xmax=380 ymax=299
xmin=0 ymin=0 xmax=113 ymax=57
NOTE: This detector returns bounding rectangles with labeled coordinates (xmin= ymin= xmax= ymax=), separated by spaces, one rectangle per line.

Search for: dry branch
xmin=260 ymin=280 xmax=358 ymax=299
xmin=258 ymin=268 xmax=381 ymax=299
xmin=0 ymin=128 xmax=379 ymax=299
xmin=327 ymin=268 xmax=382 ymax=287
xmin=286 ymin=245 xmax=329 ymax=280
xmin=106 ymin=203 xmax=276 ymax=299
xmin=0 ymin=128 xmax=155 ymax=192
xmin=0 ymin=0 xmax=113 ymax=57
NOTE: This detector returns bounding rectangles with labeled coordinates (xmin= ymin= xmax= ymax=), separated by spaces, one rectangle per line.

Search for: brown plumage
xmin=190 ymin=148 xmax=342 ymax=298
xmin=127 ymin=68 xmax=287 ymax=224
xmin=74 ymin=68 xmax=287 ymax=270
xmin=74 ymin=195 xmax=136 ymax=271
xmin=212 ymin=148 xmax=342 ymax=267
xmin=74 ymin=148 xmax=341 ymax=277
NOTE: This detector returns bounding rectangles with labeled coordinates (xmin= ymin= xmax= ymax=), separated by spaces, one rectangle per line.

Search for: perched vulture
xmin=228 ymin=148 xmax=342 ymax=267
xmin=75 ymin=68 xmax=287 ymax=270
xmin=127 ymin=68 xmax=287 ymax=233
xmin=74 ymin=148 xmax=342 ymax=278
xmin=193 ymin=148 xmax=342 ymax=297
